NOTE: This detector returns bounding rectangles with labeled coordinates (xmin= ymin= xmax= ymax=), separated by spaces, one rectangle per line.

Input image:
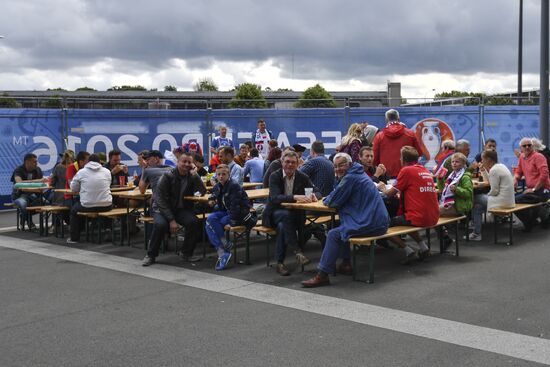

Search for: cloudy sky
xmin=0 ymin=0 xmax=544 ymax=98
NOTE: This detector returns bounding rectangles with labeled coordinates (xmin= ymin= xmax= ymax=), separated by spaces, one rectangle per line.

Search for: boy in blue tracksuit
xmin=206 ymin=164 xmax=257 ymax=270
xmin=302 ymin=153 xmax=389 ymax=287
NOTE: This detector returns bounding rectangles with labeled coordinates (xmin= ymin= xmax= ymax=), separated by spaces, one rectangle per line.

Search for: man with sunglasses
xmin=513 ymin=138 xmax=550 ymax=231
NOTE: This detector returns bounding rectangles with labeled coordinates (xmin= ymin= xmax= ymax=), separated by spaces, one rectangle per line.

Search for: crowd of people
xmin=10 ymin=109 xmax=550 ymax=287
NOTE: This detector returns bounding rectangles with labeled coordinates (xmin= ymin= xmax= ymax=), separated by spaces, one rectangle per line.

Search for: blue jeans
xmin=472 ymin=194 xmax=488 ymax=235
xmin=205 ymin=211 xmax=231 ymax=250
xmin=318 ymin=226 xmax=386 ymax=274
xmin=13 ymin=193 xmax=39 ymax=225
xmin=272 ymin=208 xmax=301 ymax=263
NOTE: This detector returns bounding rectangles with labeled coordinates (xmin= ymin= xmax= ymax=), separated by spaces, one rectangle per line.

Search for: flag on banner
xmin=164 ymin=150 xmax=177 ymax=167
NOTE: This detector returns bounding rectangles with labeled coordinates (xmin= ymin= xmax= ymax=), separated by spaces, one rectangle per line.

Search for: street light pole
xmin=518 ymin=0 xmax=523 ymax=105
xmin=540 ymin=0 xmax=549 ymax=145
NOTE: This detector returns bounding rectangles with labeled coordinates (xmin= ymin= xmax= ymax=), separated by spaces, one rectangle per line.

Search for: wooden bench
xmin=489 ymin=203 xmax=543 ymax=246
xmin=349 ymin=215 xmax=466 ymax=284
xmin=34 ymin=206 xmax=69 ymax=238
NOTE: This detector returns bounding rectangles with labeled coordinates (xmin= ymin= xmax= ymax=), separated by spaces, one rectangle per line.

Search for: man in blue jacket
xmin=302 ymin=153 xmax=390 ymax=287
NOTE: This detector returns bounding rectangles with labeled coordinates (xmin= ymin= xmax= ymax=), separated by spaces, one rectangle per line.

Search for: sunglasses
xmin=522 ymin=144 xmax=532 ymax=148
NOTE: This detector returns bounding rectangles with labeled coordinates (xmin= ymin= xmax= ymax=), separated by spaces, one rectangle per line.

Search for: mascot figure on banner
xmin=412 ymin=118 xmax=455 ymax=172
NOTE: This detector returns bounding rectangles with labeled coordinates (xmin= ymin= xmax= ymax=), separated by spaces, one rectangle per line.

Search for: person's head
xmin=108 ymin=149 xmax=122 ymax=166
xmin=97 ymin=152 xmax=107 ymax=165
xmin=342 ymin=123 xmax=362 ymax=146
xmin=400 ymin=146 xmax=419 ymax=165
xmin=61 ymin=150 xmax=75 ymax=166
xmin=219 ymin=146 xmax=235 ymax=164
xmin=23 ymin=153 xmax=38 ymax=171
xmin=359 ymin=146 xmax=374 ymax=168
xmin=531 ymin=137 xmax=546 ymax=152
xmin=244 ymin=140 xmax=253 ymax=149
xmin=267 ymin=147 xmax=282 ymax=161
xmin=257 ymin=119 xmax=266 ymax=132
xmin=193 ymin=153 xmax=205 ymax=169
xmin=138 ymin=150 xmax=149 ymax=168
xmin=450 ymin=152 xmax=468 ymax=171
xmin=481 ymin=149 xmax=498 ymax=170
xmin=281 ymin=150 xmax=299 ymax=176
xmin=441 ymin=139 xmax=455 ymax=152
xmin=239 ymin=144 xmax=249 ymax=157
xmin=219 ymin=126 xmax=227 ymax=137
xmin=310 ymin=141 xmax=325 ymax=158
xmin=216 ymin=164 xmax=230 ymax=185
xmin=250 ymin=148 xmax=259 ymax=158
xmin=385 ymin=109 xmax=400 ymax=123
xmin=333 ymin=152 xmax=353 ymax=178
xmin=363 ymin=125 xmax=379 ymax=146
xmin=519 ymin=137 xmax=534 ymax=157
xmin=455 ymin=139 xmax=470 ymax=157
xmin=177 ymin=152 xmax=194 ymax=175
xmin=484 ymin=138 xmax=497 ymax=151
xmin=268 ymin=139 xmax=278 ymax=149
xmin=292 ymin=144 xmax=306 ymax=158
xmin=88 ymin=154 xmax=101 ymax=164
xmin=145 ymin=150 xmax=163 ymax=167
xmin=76 ymin=151 xmax=90 ymax=168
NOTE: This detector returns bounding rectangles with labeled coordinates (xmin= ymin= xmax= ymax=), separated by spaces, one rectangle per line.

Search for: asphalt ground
xmin=0 ymin=209 xmax=549 ymax=366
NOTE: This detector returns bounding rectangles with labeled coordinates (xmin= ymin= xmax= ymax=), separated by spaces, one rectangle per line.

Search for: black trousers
xmin=70 ymin=202 xmax=112 ymax=241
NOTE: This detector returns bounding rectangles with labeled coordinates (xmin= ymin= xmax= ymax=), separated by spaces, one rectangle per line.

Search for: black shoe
xmin=418 ymin=249 xmax=432 ymax=261
xmin=142 ymin=255 xmax=155 ymax=266
xmin=180 ymin=254 xmax=202 ymax=263
xmin=442 ymin=235 xmax=453 ymax=251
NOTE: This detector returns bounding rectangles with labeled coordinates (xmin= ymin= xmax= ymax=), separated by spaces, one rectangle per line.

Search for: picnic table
xmin=111 ymin=189 xmax=153 ymax=246
xmin=184 ymin=188 xmax=269 ymax=203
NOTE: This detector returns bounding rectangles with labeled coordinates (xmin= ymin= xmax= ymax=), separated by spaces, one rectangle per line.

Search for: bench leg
xmin=352 ymin=245 xmax=357 ymax=281
xmin=266 ymin=235 xmax=270 ymax=268
xmin=454 ymin=219 xmax=460 ymax=257
xmin=508 ymin=214 xmax=513 ymax=246
xmin=425 ymin=229 xmax=431 ymax=249
xmin=367 ymin=243 xmax=375 ymax=284
xmin=245 ymin=230 xmax=251 ymax=265
xmin=493 ymin=215 xmax=498 ymax=244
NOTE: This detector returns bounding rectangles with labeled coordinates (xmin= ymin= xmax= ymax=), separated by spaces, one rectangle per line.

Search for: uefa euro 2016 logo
xmin=412 ymin=118 xmax=455 ymax=170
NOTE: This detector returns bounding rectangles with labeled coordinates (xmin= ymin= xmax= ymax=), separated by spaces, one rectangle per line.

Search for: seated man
xmin=513 ymin=137 xmax=550 ymax=231
xmin=139 ymin=150 xmax=172 ymax=194
xmin=243 ymin=148 xmax=265 ymax=184
xmin=234 ymin=143 xmax=250 ymax=167
xmin=218 ymin=146 xmax=244 ymax=185
xmin=104 ymin=149 xmax=128 ymax=186
xmin=142 ymin=153 xmax=206 ymax=266
xmin=205 ymin=164 xmax=257 ymax=271
xmin=299 ymin=141 xmax=335 ymax=197
xmin=469 ymin=150 xmax=515 ymax=241
xmin=474 ymin=139 xmax=497 ymax=163
xmin=359 ymin=146 xmax=388 ymax=183
xmin=378 ymin=146 xmax=439 ymax=264
xmin=302 ymin=153 xmax=389 ymax=288
xmin=262 ymin=150 xmax=321 ymax=276
xmin=10 ymin=153 xmax=45 ymax=229
xmin=67 ymin=154 xmax=113 ymax=244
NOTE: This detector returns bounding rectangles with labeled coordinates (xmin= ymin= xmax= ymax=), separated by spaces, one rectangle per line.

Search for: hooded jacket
xmin=209 ymin=179 xmax=256 ymax=227
xmin=373 ymin=122 xmax=422 ymax=177
xmin=323 ymin=163 xmax=389 ymax=241
xmin=70 ymin=161 xmax=112 ymax=207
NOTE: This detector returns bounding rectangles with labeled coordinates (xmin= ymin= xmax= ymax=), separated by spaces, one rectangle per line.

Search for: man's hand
xmin=374 ymin=164 xmax=386 ymax=178
xmin=208 ymin=200 xmax=216 ymax=207
xmin=224 ymin=224 xmax=231 ymax=230
xmin=294 ymin=195 xmax=313 ymax=203
xmin=169 ymin=220 xmax=180 ymax=235
xmin=376 ymin=182 xmax=385 ymax=191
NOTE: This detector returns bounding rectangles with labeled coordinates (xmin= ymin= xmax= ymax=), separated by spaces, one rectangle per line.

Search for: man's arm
xmin=269 ymin=173 xmax=294 ymax=204
xmin=323 ymin=175 xmax=353 ymax=208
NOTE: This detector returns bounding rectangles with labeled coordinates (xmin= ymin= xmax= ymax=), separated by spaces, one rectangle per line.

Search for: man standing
xmin=142 ymin=153 xmax=206 ymax=266
xmin=218 ymin=146 xmax=244 ymax=185
xmin=252 ymin=119 xmax=274 ymax=159
xmin=302 ymin=153 xmax=389 ymax=288
xmin=104 ymin=149 xmax=128 ymax=186
xmin=10 ymin=153 xmax=45 ymax=229
xmin=513 ymin=137 xmax=550 ymax=231
xmin=210 ymin=126 xmax=234 ymax=155
xmin=373 ymin=109 xmax=422 ymax=177
xmin=243 ymin=148 xmax=265 ymax=184
xmin=67 ymin=154 xmax=113 ymax=244
xmin=299 ymin=141 xmax=335 ymax=197
xmin=263 ymin=150 xmax=321 ymax=276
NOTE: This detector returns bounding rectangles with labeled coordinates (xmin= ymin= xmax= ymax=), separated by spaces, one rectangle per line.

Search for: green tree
xmin=164 ymin=85 xmax=177 ymax=92
xmin=228 ymin=83 xmax=267 ymax=108
xmin=107 ymin=85 xmax=147 ymax=91
xmin=0 ymin=93 xmax=20 ymax=108
xmin=294 ymin=84 xmax=336 ymax=108
xmin=47 ymin=87 xmax=67 ymax=91
xmin=194 ymin=78 xmax=218 ymax=92
xmin=75 ymin=86 xmax=97 ymax=91
xmin=277 ymin=88 xmax=293 ymax=92
xmin=40 ymin=95 xmax=63 ymax=108
xmin=434 ymin=90 xmax=485 ymax=105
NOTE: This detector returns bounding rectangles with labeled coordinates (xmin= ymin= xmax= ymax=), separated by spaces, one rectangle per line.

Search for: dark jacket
xmin=209 ymin=179 xmax=255 ymax=227
xmin=262 ymin=168 xmax=321 ymax=228
xmin=263 ymin=159 xmax=281 ymax=188
xmin=154 ymin=167 xmax=206 ymax=222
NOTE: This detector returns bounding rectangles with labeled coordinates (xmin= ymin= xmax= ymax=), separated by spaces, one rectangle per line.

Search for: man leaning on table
xmin=302 ymin=153 xmax=389 ymax=288
xmin=263 ymin=150 xmax=321 ymax=276
xmin=10 ymin=153 xmax=45 ymax=229
xmin=66 ymin=154 xmax=113 ymax=244
xmin=142 ymin=153 xmax=206 ymax=266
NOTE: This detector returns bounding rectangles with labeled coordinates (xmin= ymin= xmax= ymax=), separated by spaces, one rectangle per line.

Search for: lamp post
xmin=518 ymin=0 xmax=523 ymax=105
xmin=540 ymin=0 xmax=549 ymax=145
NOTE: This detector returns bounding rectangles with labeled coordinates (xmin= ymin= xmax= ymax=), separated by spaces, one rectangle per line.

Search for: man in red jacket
xmin=373 ymin=109 xmax=422 ymax=177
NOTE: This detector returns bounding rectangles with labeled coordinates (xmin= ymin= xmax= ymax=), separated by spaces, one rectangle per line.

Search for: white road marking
xmin=0 ymin=226 xmax=19 ymax=233
xmin=1 ymin=237 xmax=549 ymax=365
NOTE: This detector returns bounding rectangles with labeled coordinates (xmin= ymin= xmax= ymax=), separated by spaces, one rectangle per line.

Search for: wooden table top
xmin=18 ymin=186 xmax=52 ymax=193
xmin=281 ymin=200 xmax=336 ymax=213
xmin=54 ymin=186 xmax=135 ymax=195
xmin=112 ymin=189 xmax=152 ymax=199
xmin=185 ymin=188 xmax=269 ymax=203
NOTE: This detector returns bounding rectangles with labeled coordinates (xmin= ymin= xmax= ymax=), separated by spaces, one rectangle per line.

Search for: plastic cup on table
xmin=304 ymin=187 xmax=313 ymax=199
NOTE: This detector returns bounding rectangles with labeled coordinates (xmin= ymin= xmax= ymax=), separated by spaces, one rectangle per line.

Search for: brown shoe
xmin=295 ymin=252 xmax=311 ymax=265
xmin=336 ymin=262 xmax=353 ymax=275
xmin=302 ymin=274 xmax=330 ymax=288
xmin=276 ymin=263 xmax=290 ymax=276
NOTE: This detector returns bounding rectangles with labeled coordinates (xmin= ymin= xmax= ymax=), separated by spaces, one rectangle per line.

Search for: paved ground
xmin=1 ymin=210 xmax=549 ymax=366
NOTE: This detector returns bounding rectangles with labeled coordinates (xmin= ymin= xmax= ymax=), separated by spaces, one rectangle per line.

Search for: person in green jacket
xmin=437 ymin=152 xmax=474 ymax=216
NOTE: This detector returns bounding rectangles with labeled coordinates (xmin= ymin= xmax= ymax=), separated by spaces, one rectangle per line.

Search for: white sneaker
xmin=468 ymin=232 xmax=482 ymax=241
xmin=66 ymin=238 xmax=79 ymax=245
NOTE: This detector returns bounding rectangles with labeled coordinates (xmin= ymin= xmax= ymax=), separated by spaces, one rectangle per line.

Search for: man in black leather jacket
xmin=142 ymin=153 xmax=206 ymax=266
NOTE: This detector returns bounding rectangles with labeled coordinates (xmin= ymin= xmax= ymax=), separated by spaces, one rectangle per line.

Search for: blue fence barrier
xmin=0 ymin=105 xmax=541 ymax=207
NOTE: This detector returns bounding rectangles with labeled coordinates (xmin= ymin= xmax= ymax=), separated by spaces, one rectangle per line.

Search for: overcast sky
xmin=0 ymin=0 xmax=544 ymax=98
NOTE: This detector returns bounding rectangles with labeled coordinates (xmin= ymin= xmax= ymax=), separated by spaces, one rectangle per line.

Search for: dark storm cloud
xmin=0 ymin=0 xmax=542 ymax=79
